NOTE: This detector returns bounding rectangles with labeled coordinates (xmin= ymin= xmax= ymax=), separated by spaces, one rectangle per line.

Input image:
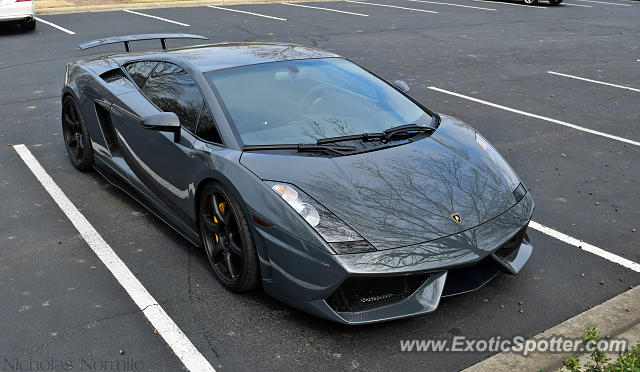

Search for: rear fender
xmin=63 ymin=60 xmax=137 ymax=158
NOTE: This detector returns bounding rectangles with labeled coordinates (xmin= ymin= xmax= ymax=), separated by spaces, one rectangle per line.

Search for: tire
xmin=549 ymin=0 xmax=563 ymax=4
xmin=62 ymin=95 xmax=94 ymax=172
xmin=22 ymin=19 xmax=36 ymax=31
xmin=199 ymin=182 xmax=259 ymax=292
xmin=523 ymin=0 xmax=538 ymax=4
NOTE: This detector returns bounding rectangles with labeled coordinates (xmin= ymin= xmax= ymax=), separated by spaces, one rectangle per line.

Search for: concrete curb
xmin=574 ymin=323 xmax=640 ymax=367
xmin=35 ymin=0 xmax=332 ymax=15
xmin=463 ymin=285 xmax=640 ymax=371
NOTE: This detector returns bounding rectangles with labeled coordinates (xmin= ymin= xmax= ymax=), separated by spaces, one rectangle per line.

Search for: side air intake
xmin=99 ymin=68 xmax=128 ymax=83
xmin=94 ymin=101 xmax=118 ymax=153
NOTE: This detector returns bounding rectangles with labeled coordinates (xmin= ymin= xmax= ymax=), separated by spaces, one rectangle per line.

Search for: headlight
xmin=266 ymin=181 xmax=376 ymax=254
xmin=271 ymin=184 xmax=320 ymax=226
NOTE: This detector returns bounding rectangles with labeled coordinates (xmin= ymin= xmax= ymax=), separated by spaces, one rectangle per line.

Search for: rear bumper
xmin=0 ymin=2 xmax=35 ymax=22
xmin=257 ymin=192 xmax=534 ymax=324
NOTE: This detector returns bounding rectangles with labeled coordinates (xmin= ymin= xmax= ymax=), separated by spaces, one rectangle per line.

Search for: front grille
xmin=326 ymin=274 xmax=430 ymax=312
xmin=494 ymin=224 xmax=528 ymax=259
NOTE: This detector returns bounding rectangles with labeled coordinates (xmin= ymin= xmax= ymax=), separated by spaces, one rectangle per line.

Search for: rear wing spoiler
xmin=78 ymin=33 xmax=209 ymax=52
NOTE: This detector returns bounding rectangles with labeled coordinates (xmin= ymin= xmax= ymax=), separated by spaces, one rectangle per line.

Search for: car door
xmin=112 ymin=61 xmax=213 ymax=230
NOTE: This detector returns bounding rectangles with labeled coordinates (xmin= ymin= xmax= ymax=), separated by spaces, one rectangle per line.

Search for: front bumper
xmin=0 ymin=1 xmax=35 ymax=22
xmin=257 ymin=192 xmax=534 ymax=324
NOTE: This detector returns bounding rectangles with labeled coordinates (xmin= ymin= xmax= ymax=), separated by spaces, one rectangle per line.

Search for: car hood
xmin=240 ymin=115 xmax=522 ymax=250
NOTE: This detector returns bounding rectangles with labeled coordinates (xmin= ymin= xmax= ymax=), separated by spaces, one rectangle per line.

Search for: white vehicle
xmin=0 ymin=0 xmax=36 ymax=31
xmin=524 ymin=0 xmax=563 ymax=4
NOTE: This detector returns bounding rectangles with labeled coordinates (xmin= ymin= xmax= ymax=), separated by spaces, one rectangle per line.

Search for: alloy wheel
xmin=62 ymin=100 xmax=85 ymax=163
xmin=201 ymin=189 xmax=245 ymax=285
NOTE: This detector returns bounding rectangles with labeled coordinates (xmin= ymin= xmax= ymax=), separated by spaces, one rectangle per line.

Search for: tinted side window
xmin=143 ymin=62 xmax=203 ymax=133
xmin=125 ymin=61 xmax=157 ymax=89
xmin=196 ymin=104 xmax=222 ymax=144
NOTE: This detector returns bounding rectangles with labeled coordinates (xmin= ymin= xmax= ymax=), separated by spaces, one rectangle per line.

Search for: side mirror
xmin=393 ymin=80 xmax=410 ymax=93
xmin=141 ymin=112 xmax=181 ymax=142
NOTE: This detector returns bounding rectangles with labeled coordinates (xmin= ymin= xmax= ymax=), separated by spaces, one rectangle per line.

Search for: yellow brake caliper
xmin=214 ymin=202 xmax=226 ymax=244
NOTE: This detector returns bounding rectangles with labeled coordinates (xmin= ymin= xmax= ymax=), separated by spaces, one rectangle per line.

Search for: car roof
xmin=106 ymin=42 xmax=342 ymax=72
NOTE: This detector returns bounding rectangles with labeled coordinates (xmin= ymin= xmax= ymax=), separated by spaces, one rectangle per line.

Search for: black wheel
xmin=523 ymin=0 xmax=539 ymax=4
xmin=62 ymin=96 xmax=94 ymax=171
xmin=199 ymin=182 xmax=259 ymax=292
xmin=549 ymin=0 xmax=563 ymax=4
xmin=22 ymin=19 xmax=36 ymax=31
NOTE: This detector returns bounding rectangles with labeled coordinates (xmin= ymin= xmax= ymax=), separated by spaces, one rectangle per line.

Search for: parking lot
xmin=1 ymin=0 xmax=639 ymax=370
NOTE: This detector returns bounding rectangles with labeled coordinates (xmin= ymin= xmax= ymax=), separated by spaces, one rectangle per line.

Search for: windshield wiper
xmin=318 ymin=124 xmax=434 ymax=145
xmin=242 ymin=143 xmax=356 ymax=155
xmin=317 ymin=132 xmax=385 ymax=145
xmin=383 ymin=124 xmax=435 ymax=141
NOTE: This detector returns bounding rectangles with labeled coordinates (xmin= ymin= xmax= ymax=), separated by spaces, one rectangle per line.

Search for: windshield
xmin=205 ymin=58 xmax=432 ymax=146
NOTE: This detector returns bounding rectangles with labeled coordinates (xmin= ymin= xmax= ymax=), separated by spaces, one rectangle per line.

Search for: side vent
xmin=94 ymin=102 xmax=118 ymax=153
xmin=100 ymin=68 xmax=127 ymax=83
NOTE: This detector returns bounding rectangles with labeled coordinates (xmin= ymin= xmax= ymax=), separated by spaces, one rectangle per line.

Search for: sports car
xmin=62 ymin=34 xmax=534 ymax=324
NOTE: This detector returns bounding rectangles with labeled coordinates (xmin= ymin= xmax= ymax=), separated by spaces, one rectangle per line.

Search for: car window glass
xmin=206 ymin=58 xmax=430 ymax=146
xmin=196 ymin=104 xmax=222 ymax=144
xmin=124 ymin=61 xmax=157 ymax=89
xmin=143 ymin=62 xmax=203 ymax=133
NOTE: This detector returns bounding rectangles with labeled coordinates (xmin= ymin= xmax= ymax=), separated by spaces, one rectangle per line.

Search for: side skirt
xmin=92 ymin=157 xmax=202 ymax=247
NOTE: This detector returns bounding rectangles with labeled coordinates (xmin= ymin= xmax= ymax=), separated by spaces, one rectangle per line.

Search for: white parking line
xmin=344 ymin=0 xmax=439 ymax=13
xmin=548 ymin=71 xmax=640 ymax=92
xmin=529 ymin=221 xmax=640 ymax=272
xmin=577 ymin=0 xmax=631 ymax=5
xmin=206 ymin=5 xmax=287 ymax=20
xmin=34 ymin=17 xmax=76 ymax=35
xmin=427 ymin=86 xmax=640 ymax=147
xmin=563 ymin=2 xmax=593 ymax=7
xmin=468 ymin=0 xmax=547 ymax=8
xmin=122 ymin=10 xmax=190 ymax=26
xmin=281 ymin=2 xmax=369 ymax=16
xmin=403 ymin=0 xmax=497 ymax=11
xmin=12 ymin=144 xmax=215 ymax=372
